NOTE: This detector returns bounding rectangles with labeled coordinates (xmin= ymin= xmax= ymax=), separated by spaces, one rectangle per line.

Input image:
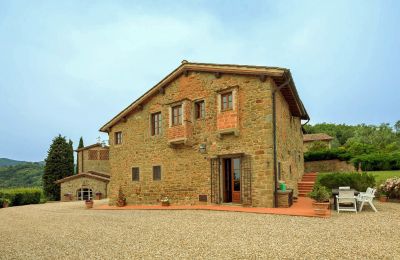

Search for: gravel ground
xmin=1 ymin=200 xmax=400 ymax=260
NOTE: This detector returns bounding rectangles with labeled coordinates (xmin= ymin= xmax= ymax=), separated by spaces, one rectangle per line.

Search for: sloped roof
xmin=55 ymin=171 xmax=110 ymax=184
xmin=303 ymin=133 xmax=334 ymax=142
xmin=99 ymin=61 xmax=310 ymax=132
xmin=76 ymin=143 xmax=109 ymax=152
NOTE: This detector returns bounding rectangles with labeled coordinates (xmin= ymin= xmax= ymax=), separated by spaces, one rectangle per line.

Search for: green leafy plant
xmin=308 ymin=184 xmax=331 ymax=202
xmin=318 ymin=172 xmax=376 ymax=192
xmin=0 ymin=187 xmax=42 ymax=207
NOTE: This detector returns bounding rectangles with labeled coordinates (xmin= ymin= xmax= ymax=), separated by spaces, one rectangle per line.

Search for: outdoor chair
xmin=357 ymin=187 xmax=378 ymax=212
xmin=339 ymin=186 xmax=350 ymax=190
xmin=336 ymin=190 xmax=357 ymax=213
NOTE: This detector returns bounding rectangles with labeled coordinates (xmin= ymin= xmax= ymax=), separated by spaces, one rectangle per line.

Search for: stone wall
xmin=60 ymin=177 xmax=109 ymax=201
xmin=107 ymin=72 xmax=303 ymax=208
xmin=304 ymin=159 xmax=355 ymax=173
xmin=78 ymin=147 xmax=110 ymax=173
xmin=274 ymin=84 xmax=304 ymax=197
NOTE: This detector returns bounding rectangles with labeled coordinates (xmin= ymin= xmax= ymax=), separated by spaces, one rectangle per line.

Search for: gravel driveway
xmin=1 ymin=200 xmax=399 ymax=259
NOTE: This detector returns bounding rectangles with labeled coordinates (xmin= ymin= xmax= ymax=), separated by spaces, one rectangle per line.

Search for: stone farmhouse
xmin=56 ymin=143 xmax=110 ymax=201
xmin=100 ymin=61 xmax=309 ymax=208
xmin=303 ymin=133 xmax=334 ymax=152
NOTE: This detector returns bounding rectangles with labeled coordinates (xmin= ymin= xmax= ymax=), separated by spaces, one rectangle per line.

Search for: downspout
xmin=81 ymin=151 xmax=84 ymax=173
xmin=272 ymin=77 xmax=291 ymax=208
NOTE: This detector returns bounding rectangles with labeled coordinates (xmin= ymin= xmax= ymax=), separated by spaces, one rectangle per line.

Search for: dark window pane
xmin=221 ymin=92 xmax=233 ymax=111
xmin=132 ymin=167 xmax=140 ymax=181
xmin=115 ymin=132 xmax=122 ymax=144
xmin=153 ymin=166 xmax=161 ymax=180
xmin=195 ymin=101 xmax=205 ymax=119
xmin=151 ymin=112 xmax=162 ymax=135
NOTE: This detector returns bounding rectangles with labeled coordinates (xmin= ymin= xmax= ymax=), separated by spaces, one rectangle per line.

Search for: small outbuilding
xmin=303 ymin=133 xmax=334 ymax=152
xmin=56 ymin=171 xmax=110 ymax=201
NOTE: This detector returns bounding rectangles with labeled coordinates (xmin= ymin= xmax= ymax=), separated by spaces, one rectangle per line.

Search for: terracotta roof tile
xmin=303 ymin=133 xmax=334 ymax=142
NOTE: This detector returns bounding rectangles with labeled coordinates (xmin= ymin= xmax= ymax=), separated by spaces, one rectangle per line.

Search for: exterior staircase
xmin=298 ymin=172 xmax=318 ymax=197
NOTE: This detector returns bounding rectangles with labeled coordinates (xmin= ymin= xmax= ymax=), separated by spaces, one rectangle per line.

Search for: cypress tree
xmin=43 ymin=135 xmax=74 ymax=200
xmin=76 ymin=137 xmax=84 ymax=174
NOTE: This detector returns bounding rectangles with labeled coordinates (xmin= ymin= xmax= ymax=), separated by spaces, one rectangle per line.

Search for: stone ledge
xmin=217 ymin=128 xmax=239 ymax=139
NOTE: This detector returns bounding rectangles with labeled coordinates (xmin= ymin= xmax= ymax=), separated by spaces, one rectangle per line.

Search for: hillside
xmin=0 ymin=163 xmax=44 ymax=188
xmin=0 ymin=158 xmax=31 ymax=167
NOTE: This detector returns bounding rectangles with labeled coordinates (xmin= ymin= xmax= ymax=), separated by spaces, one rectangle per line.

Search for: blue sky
xmin=0 ymin=1 xmax=399 ymax=161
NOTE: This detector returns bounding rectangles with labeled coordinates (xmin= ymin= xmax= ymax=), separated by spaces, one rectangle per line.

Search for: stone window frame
xmin=150 ymin=112 xmax=162 ymax=136
xmin=132 ymin=167 xmax=140 ymax=181
xmin=171 ymin=104 xmax=183 ymax=126
xmin=152 ymin=165 xmax=162 ymax=181
xmin=194 ymin=99 xmax=206 ymax=120
xmin=168 ymin=100 xmax=186 ymax=128
xmin=217 ymin=86 xmax=238 ymax=113
xmin=114 ymin=131 xmax=122 ymax=145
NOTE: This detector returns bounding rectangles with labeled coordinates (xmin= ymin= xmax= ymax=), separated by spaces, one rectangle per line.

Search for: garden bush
xmin=0 ymin=187 xmax=42 ymax=207
xmin=317 ymin=172 xmax=376 ymax=192
xmin=304 ymin=148 xmax=352 ymax=162
xmin=352 ymin=152 xmax=400 ymax=171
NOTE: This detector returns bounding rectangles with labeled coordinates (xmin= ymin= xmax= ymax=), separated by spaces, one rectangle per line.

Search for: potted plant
xmin=95 ymin=192 xmax=102 ymax=200
xmin=160 ymin=197 xmax=170 ymax=206
xmin=308 ymin=184 xmax=331 ymax=216
xmin=1 ymin=198 xmax=10 ymax=208
xmin=116 ymin=187 xmax=126 ymax=207
xmin=377 ymin=186 xmax=388 ymax=202
xmin=85 ymin=199 xmax=94 ymax=209
xmin=64 ymin=192 xmax=73 ymax=201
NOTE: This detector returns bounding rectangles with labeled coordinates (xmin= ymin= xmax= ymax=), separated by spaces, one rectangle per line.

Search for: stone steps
xmin=297 ymin=172 xmax=318 ymax=197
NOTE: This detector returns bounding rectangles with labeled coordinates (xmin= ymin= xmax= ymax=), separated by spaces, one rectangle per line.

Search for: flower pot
xmin=2 ymin=202 xmax=9 ymax=208
xmin=116 ymin=199 xmax=126 ymax=207
xmin=85 ymin=200 xmax=94 ymax=209
xmin=96 ymin=194 xmax=102 ymax=200
xmin=312 ymin=202 xmax=330 ymax=216
xmin=64 ymin=194 xmax=73 ymax=201
xmin=379 ymin=196 xmax=388 ymax=202
xmin=161 ymin=201 xmax=170 ymax=207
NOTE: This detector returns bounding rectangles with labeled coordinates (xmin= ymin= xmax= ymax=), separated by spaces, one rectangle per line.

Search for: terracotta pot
xmin=161 ymin=201 xmax=170 ymax=207
xmin=64 ymin=194 xmax=72 ymax=201
xmin=85 ymin=200 xmax=94 ymax=209
xmin=379 ymin=196 xmax=388 ymax=202
xmin=96 ymin=194 xmax=102 ymax=200
xmin=312 ymin=202 xmax=330 ymax=216
xmin=116 ymin=199 xmax=126 ymax=207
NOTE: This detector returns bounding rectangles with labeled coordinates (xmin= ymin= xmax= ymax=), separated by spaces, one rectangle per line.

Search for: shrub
xmin=318 ymin=172 xmax=376 ymax=192
xmin=308 ymin=184 xmax=331 ymax=202
xmin=378 ymin=177 xmax=400 ymax=199
xmin=352 ymin=152 xmax=400 ymax=171
xmin=0 ymin=187 xmax=42 ymax=207
xmin=304 ymin=148 xmax=352 ymax=162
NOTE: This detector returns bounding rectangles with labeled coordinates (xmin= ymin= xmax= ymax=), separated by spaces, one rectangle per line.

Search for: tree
xmin=42 ymin=135 xmax=74 ymax=200
xmin=68 ymin=139 xmax=74 ymax=175
xmin=75 ymin=137 xmax=84 ymax=174
xmin=395 ymin=120 xmax=400 ymax=134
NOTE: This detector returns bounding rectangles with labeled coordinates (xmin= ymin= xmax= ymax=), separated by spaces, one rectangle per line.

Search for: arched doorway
xmin=77 ymin=188 xmax=93 ymax=201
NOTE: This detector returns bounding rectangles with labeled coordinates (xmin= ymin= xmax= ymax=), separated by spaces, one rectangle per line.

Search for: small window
xmin=195 ymin=100 xmax=205 ymax=119
xmin=153 ymin=166 xmax=161 ymax=181
xmin=88 ymin=150 xmax=98 ymax=160
xmin=115 ymin=131 xmax=122 ymax=145
xmin=99 ymin=150 xmax=109 ymax=160
xmin=221 ymin=92 xmax=233 ymax=111
xmin=132 ymin=167 xmax=140 ymax=181
xmin=171 ymin=105 xmax=182 ymax=126
xmin=151 ymin=112 xmax=162 ymax=135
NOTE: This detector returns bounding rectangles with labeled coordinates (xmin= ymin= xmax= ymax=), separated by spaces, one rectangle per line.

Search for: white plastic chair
xmin=336 ymin=190 xmax=357 ymax=213
xmin=339 ymin=186 xmax=350 ymax=190
xmin=357 ymin=187 xmax=378 ymax=212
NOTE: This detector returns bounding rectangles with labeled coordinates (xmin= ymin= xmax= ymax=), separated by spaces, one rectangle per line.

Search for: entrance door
xmin=223 ymin=158 xmax=241 ymax=203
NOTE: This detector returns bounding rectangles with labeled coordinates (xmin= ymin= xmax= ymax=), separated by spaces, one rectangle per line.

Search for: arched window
xmin=77 ymin=188 xmax=93 ymax=200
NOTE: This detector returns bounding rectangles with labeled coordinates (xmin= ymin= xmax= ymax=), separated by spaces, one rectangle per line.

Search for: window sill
xmin=217 ymin=128 xmax=239 ymax=138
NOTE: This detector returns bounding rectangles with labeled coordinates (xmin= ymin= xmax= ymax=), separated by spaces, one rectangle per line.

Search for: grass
xmin=317 ymin=170 xmax=400 ymax=185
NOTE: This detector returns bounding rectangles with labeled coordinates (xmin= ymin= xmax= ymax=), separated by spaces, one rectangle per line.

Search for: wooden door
xmin=231 ymin=158 xmax=241 ymax=203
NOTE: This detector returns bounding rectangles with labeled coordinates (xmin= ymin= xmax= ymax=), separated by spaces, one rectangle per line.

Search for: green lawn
xmin=317 ymin=170 xmax=400 ymax=185
xmin=367 ymin=170 xmax=400 ymax=184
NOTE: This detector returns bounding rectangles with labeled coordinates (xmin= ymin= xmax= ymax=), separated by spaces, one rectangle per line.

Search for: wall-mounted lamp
xmin=199 ymin=144 xmax=207 ymax=154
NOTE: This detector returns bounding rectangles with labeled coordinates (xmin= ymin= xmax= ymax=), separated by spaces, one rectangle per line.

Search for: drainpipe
xmin=272 ymin=77 xmax=291 ymax=208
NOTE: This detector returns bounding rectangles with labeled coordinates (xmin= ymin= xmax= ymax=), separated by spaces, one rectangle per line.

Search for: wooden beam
xmin=137 ymin=104 xmax=143 ymax=111
xmin=184 ymin=70 xmax=189 ymax=77
xmin=121 ymin=116 xmax=127 ymax=123
xmin=159 ymin=87 xmax=165 ymax=95
xmin=260 ymin=75 xmax=267 ymax=82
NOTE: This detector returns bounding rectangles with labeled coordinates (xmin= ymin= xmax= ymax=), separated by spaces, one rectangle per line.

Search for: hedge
xmin=352 ymin=152 xmax=400 ymax=171
xmin=304 ymin=149 xmax=352 ymax=162
xmin=317 ymin=172 xmax=376 ymax=192
xmin=0 ymin=187 xmax=42 ymax=207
